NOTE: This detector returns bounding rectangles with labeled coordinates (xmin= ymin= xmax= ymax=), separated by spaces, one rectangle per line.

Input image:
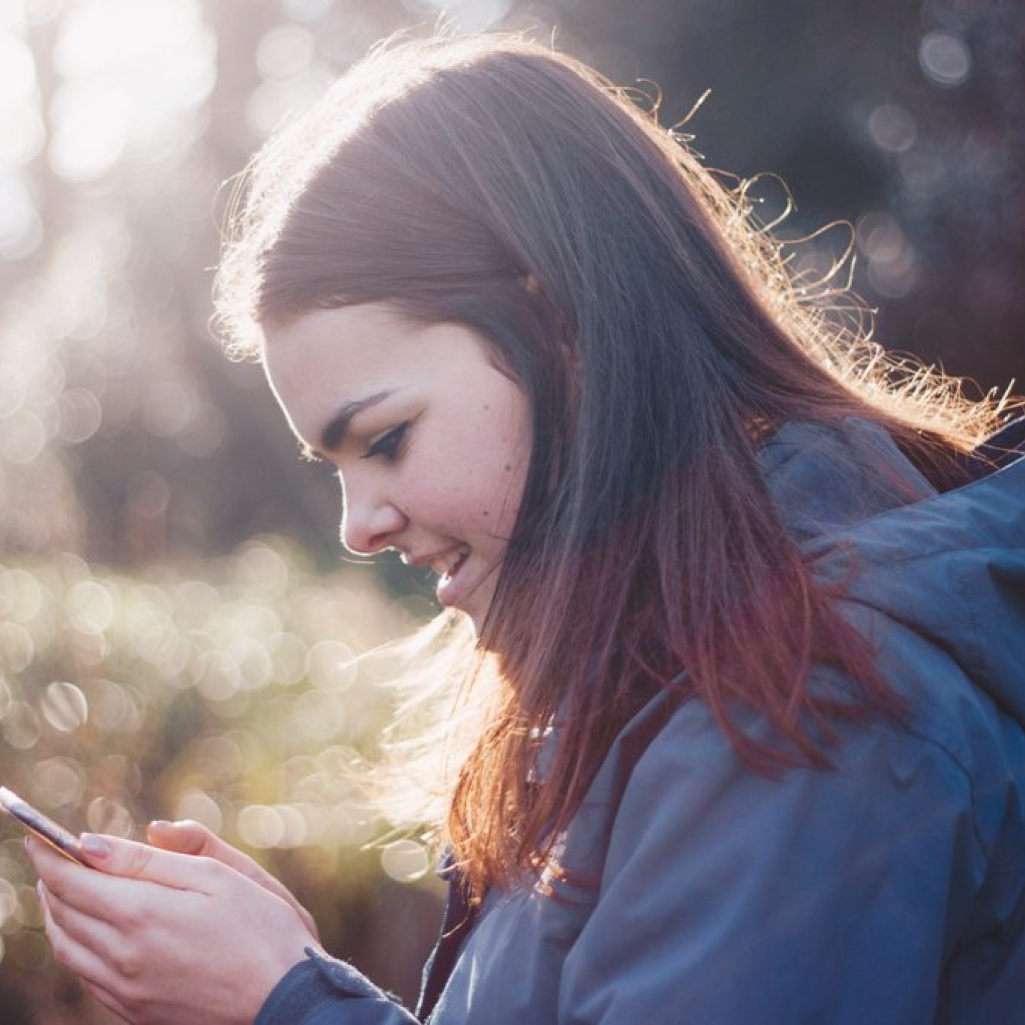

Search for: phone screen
xmin=0 ymin=786 xmax=87 ymax=865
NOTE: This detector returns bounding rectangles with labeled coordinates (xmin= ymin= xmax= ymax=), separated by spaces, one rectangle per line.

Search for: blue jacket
xmin=256 ymin=419 xmax=1025 ymax=1024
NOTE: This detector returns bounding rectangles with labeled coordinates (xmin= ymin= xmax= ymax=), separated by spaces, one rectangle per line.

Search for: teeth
xmin=431 ymin=548 xmax=468 ymax=578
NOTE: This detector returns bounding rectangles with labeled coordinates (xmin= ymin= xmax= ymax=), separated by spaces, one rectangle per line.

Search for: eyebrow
xmin=318 ymin=390 xmax=393 ymax=453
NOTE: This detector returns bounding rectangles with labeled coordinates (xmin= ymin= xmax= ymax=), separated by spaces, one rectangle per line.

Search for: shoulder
xmin=613 ymin=663 xmax=975 ymax=839
xmin=807 ymin=449 xmax=1025 ymax=863
xmin=607 ymin=621 xmax=1020 ymax=866
xmin=759 ymin=416 xmax=935 ymax=542
xmin=549 ymin=663 xmax=995 ymax=1022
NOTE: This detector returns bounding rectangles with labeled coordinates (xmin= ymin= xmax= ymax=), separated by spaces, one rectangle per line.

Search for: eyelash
xmin=362 ymin=422 xmax=409 ymax=462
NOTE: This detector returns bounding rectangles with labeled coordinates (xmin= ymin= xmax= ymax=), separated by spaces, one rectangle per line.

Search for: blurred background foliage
xmin=0 ymin=0 xmax=1022 ymax=1020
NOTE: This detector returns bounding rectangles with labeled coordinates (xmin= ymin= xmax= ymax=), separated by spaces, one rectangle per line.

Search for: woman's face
xmin=263 ymin=303 xmax=531 ymax=632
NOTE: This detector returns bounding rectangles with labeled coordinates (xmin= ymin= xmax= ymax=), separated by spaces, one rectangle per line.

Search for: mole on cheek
xmin=504 ymin=464 xmax=512 ymax=472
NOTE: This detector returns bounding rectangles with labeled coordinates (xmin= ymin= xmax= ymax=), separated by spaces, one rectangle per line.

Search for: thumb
xmin=148 ymin=819 xmax=267 ymax=882
xmin=149 ymin=819 xmax=318 ymax=939
xmin=147 ymin=819 xmax=211 ymax=856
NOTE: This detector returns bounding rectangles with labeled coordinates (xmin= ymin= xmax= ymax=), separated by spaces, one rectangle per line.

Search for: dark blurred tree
xmin=874 ymin=0 xmax=1025 ymax=390
xmin=555 ymin=0 xmax=1024 ymax=391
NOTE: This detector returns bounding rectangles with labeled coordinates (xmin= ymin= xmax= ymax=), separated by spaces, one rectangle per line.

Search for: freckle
xmin=482 ymin=510 xmax=490 ymax=518
xmin=504 ymin=464 xmax=512 ymax=472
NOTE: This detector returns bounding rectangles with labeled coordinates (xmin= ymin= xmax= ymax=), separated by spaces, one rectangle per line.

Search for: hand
xmin=146 ymin=819 xmax=320 ymax=941
xmin=27 ymin=833 xmax=320 ymax=1025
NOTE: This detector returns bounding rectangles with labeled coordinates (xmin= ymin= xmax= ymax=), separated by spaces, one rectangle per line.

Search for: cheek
xmin=417 ymin=382 xmax=530 ymax=537
xmin=419 ymin=450 xmax=524 ymax=541
xmin=487 ymin=407 xmax=531 ymax=532
xmin=473 ymin=446 xmax=529 ymax=540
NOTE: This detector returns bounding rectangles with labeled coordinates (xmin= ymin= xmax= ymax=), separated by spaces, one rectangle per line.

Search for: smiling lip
xmin=406 ymin=548 xmax=471 ymax=607
xmin=435 ymin=551 xmax=470 ymax=607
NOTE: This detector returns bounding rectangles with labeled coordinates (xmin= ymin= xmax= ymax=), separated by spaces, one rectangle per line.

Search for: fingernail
xmin=80 ymin=834 xmax=112 ymax=859
xmin=149 ymin=819 xmax=171 ymax=829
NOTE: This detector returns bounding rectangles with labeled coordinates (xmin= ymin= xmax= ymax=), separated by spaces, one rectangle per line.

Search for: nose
xmin=338 ymin=477 xmax=407 ymax=556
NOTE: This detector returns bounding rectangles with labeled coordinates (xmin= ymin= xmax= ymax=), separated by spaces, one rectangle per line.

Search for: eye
xmin=361 ymin=422 xmax=409 ymax=462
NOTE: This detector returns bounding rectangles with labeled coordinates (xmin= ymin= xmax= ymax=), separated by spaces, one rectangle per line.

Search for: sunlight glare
xmin=402 ymin=0 xmax=512 ymax=32
xmin=25 ymin=0 xmax=64 ymax=26
xmin=48 ymin=0 xmax=215 ymax=181
xmin=87 ymin=795 xmax=134 ymax=836
xmin=257 ymin=24 xmax=315 ymax=81
xmin=278 ymin=0 xmax=332 ymax=21
xmin=0 ymin=31 xmax=36 ymax=106
xmin=0 ymin=175 xmax=43 ymax=259
xmin=48 ymin=80 xmax=127 ymax=181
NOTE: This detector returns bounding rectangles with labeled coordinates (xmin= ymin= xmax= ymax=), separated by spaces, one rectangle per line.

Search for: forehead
xmin=263 ymin=303 xmax=422 ymax=389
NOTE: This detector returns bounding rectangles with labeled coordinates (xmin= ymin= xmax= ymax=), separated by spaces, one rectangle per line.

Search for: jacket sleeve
xmin=254 ymin=948 xmax=422 ymax=1025
xmin=557 ymin=679 xmax=983 ymax=1024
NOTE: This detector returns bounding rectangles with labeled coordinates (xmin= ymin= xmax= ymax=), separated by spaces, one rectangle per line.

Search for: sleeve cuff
xmin=255 ymin=947 xmax=404 ymax=1024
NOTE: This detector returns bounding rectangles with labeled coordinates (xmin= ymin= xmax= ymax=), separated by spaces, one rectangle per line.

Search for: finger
xmin=40 ymin=880 xmax=123 ymax=958
xmin=74 ymin=832 xmax=218 ymax=891
xmin=148 ymin=819 xmax=281 ymax=894
xmin=26 ymin=836 xmax=104 ymax=901
xmin=81 ymin=979 xmax=133 ymax=1025
xmin=39 ymin=884 xmax=131 ymax=1021
xmin=148 ymin=819 xmax=264 ymax=881
xmin=147 ymin=818 xmax=211 ymax=856
xmin=28 ymin=835 xmax=206 ymax=925
xmin=28 ymin=835 xmax=129 ymax=916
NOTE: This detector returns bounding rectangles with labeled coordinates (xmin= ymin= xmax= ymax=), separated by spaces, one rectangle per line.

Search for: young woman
xmin=28 ymin=34 xmax=1025 ymax=1024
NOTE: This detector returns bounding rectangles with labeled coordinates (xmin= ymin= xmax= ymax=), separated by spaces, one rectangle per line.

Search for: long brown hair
xmin=215 ymin=34 xmax=1009 ymax=899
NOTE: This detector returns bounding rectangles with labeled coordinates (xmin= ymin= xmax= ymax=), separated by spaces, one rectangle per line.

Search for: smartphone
xmin=0 ymin=786 xmax=87 ymax=865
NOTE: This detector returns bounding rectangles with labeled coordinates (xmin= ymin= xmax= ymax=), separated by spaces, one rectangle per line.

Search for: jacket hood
xmin=762 ymin=418 xmax=1025 ymax=725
